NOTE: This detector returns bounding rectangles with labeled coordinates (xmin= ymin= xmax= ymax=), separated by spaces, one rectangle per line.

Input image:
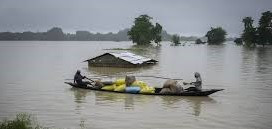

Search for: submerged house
xmin=85 ymin=52 xmax=158 ymax=67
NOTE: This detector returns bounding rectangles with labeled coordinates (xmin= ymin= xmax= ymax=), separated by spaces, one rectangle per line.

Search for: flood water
xmin=0 ymin=41 xmax=272 ymax=129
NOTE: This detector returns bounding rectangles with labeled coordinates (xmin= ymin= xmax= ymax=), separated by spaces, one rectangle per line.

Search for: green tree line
xmin=0 ymin=27 xmax=130 ymax=41
xmin=0 ymin=27 xmax=198 ymax=42
xmin=239 ymin=11 xmax=272 ymax=47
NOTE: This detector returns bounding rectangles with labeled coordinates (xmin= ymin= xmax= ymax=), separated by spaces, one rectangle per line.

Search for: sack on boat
xmin=101 ymin=84 xmax=116 ymax=91
xmin=102 ymin=81 xmax=114 ymax=85
xmin=125 ymin=87 xmax=140 ymax=93
xmin=140 ymin=86 xmax=155 ymax=94
xmin=176 ymin=84 xmax=183 ymax=93
xmin=125 ymin=75 xmax=136 ymax=86
xmin=95 ymin=80 xmax=104 ymax=89
xmin=163 ymin=79 xmax=177 ymax=89
xmin=114 ymin=84 xmax=126 ymax=92
xmin=115 ymin=78 xmax=125 ymax=86
xmin=131 ymin=80 xmax=154 ymax=93
xmin=159 ymin=88 xmax=172 ymax=94
xmin=131 ymin=81 xmax=148 ymax=89
xmin=161 ymin=79 xmax=182 ymax=93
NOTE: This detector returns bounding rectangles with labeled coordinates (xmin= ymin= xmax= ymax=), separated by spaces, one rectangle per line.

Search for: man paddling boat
xmin=183 ymin=72 xmax=202 ymax=91
xmin=74 ymin=70 xmax=93 ymax=87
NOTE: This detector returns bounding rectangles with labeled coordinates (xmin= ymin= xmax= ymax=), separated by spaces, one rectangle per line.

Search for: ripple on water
xmin=1 ymin=41 xmax=272 ymax=129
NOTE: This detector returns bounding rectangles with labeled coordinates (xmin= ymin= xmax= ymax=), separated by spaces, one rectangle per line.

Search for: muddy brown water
xmin=0 ymin=41 xmax=272 ymax=129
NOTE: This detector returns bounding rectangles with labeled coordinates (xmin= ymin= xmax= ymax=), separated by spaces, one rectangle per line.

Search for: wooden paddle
xmin=132 ymin=75 xmax=183 ymax=80
xmin=85 ymin=77 xmax=96 ymax=83
xmin=183 ymin=82 xmax=191 ymax=85
xmin=65 ymin=77 xmax=100 ymax=81
xmin=86 ymin=74 xmax=183 ymax=80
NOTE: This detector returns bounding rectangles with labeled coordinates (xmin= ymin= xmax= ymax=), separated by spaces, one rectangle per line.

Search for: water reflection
xmin=93 ymin=89 xmax=216 ymax=116
xmin=206 ymin=45 xmax=226 ymax=73
xmin=94 ymin=91 xmax=135 ymax=109
xmin=79 ymin=119 xmax=86 ymax=129
xmin=186 ymin=97 xmax=215 ymax=116
xmin=160 ymin=96 xmax=183 ymax=108
xmin=94 ymin=91 xmax=155 ymax=109
xmin=255 ymin=47 xmax=272 ymax=92
xmin=70 ymin=87 xmax=92 ymax=115
xmin=256 ymin=46 xmax=272 ymax=75
xmin=70 ymin=85 xmax=216 ymax=116
xmin=240 ymin=47 xmax=257 ymax=76
xmin=69 ymin=88 xmax=91 ymax=129
xmin=70 ymin=87 xmax=90 ymax=104
xmin=160 ymin=96 xmax=216 ymax=116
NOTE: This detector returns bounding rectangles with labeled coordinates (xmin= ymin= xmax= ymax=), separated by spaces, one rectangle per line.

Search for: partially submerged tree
xmin=205 ymin=27 xmax=227 ymax=44
xmin=241 ymin=17 xmax=257 ymax=47
xmin=46 ymin=27 xmax=65 ymax=40
xmin=171 ymin=34 xmax=181 ymax=45
xmin=257 ymin=11 xmax=272 ymax=46
xmin=240 ymin=11 xmax=272 ymax=47
xmin=127 ymin=15 xmax=163 ymax=45
xmin=234 ymin=38 xmax=243 ymax=45
xmin=153 ymin=23 xmax=163 ymax=46
xmin=195 ymin=38 xmax=205 ymax=44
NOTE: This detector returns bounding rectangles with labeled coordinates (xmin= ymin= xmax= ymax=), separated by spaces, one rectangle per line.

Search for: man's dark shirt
xmin=74 ymin=73 xmax=85 ymax=84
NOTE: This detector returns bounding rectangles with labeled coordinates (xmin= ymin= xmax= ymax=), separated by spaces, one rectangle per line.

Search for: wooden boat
xmin=65 ymin=82 xmax=223 ymax=96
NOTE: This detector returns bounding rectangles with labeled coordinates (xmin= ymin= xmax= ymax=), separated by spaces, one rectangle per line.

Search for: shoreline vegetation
xmin=104 ymin=44 xmax=161 ymax=51
xmin=0 ymin=113 xmax=48 ymax=129
xmin=0 ymin=13 xmax=236 ymax=43
xmin=0 ymin=14 xmax=240 ymax=43
xmin=0 ymin=27 xmax=202 ymax=42
xmin=1 ymin=11 xmax=271 ymax=47
xmin=236 ymin=11 xmax=272 ymax=47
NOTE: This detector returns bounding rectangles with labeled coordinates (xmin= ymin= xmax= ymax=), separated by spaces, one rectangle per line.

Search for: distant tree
xmin=76 ymin=31 xmax=91 ymax=41
xmin=243 ymin=17 xmax=254 ymax=29
xmin=205 ymin=27 xmax=227 ymax=44
xmin=153 ymin=23 xmax=162 ymax=46
xmin=257 ymin=11 xmax=272 ymax=46
xmin=128 ymin=15 xmax=163 ymax=45
xmin=46 ymin=27 xmax=65 ymax=40
xmin=171 ymin=34 xmax=181 ymax=45
xmin=21 ymin=32 xmax=36 ymax=40
xmin=241 ymin=17 xmax=257 ymax=47
xmin=195 ymin=38 xmax=205 ymax=44
xmin=0 ymin=27 xmax=168 ymax=42
xmin=161 ymin=30 xmax=172 ymax=41
xmin=0 ymin=32 xmax=16 ymax=40
xmin=115 ymin=29 xmax=130 ymax=41
xmin=234 ymin=38 xmax=243 ymax=45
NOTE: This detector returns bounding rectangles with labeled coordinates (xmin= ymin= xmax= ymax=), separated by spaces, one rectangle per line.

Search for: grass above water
xmin=0 ymin=113 xmax=48 ymax=129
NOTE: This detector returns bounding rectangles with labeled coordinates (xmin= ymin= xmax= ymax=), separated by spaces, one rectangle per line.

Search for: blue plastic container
xmin=125 ymin=87 xmax=141 ymax=93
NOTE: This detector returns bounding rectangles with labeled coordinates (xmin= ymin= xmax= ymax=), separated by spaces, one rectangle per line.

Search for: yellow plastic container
xmin=131 ymin=81 xmax=148 ymax=89
xmin=140 ymin=86 xmax=155 ymax=94
xmin=101 ymin=84 xmax=116 ymax=91
xmin=114 ymin=78 xmax=125 ymax=86
xmin=114 ymin=84 xmax=126 ymax=92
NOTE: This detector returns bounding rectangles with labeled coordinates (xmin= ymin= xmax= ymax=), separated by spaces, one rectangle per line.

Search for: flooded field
xmin=0 ymin=41 xmax=272 ymax=129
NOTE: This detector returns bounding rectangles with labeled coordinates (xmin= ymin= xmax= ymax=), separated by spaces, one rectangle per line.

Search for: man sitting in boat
xmin=74 ymin=70 xmax=92 ymax=87
xmin=183 ymin=72 xmax=202 ymax=91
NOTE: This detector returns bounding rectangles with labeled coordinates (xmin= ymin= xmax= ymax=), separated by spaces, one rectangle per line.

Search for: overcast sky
xmin=0 ymin=0 xmax=271 ymax=37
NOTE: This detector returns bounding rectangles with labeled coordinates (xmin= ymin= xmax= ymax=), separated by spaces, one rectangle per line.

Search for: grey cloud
xmin=0 ymin=0 xmax=272 ymax=36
